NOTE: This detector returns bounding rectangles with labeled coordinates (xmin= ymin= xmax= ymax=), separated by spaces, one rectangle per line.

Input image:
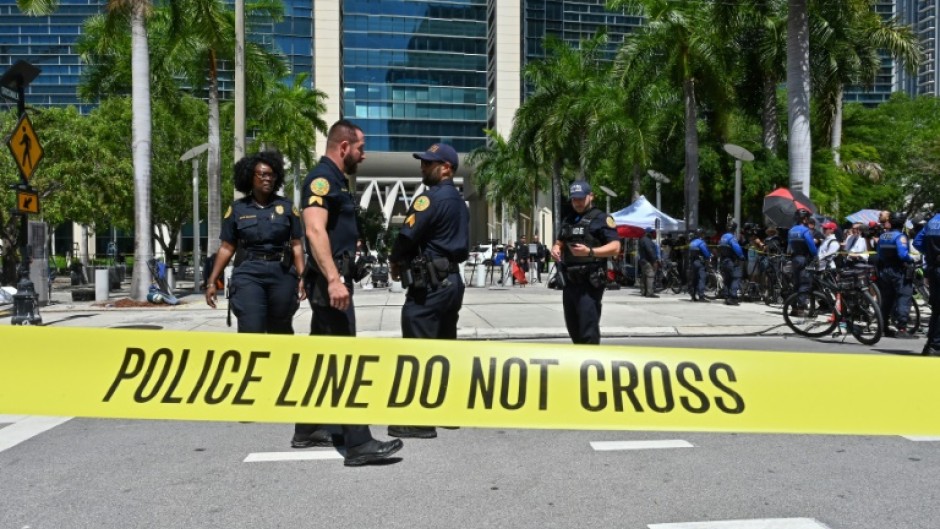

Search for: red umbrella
xmin=762 ymin=188 xmax=817 ymax=227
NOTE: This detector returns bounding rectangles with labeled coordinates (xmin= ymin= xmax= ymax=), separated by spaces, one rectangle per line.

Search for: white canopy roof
xmin=611 ymin=195 xmax=682 ymax=231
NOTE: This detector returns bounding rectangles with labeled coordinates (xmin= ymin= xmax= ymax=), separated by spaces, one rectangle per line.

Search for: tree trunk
xmin=552 ymin=158 xmax=563 ymax=241
xmin=129 ymin=5 xmax=153 ymax=301
xmin=206 ymin=52 xmax=221 ymax=256
xmin=632 ymin=163 xmax=642 ymax=201
xmin=684 ymin=77 xmax=700 ymax=230
xmin=831 ymin=85 xmax=843 ymax=166
xmin=762 ymin=72 xmax=779 ymax=154
xmin=787 ymin=0 xmax=812 ymax=196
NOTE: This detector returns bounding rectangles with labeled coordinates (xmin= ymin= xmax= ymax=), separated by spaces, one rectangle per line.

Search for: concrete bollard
xmin=473 ymin=263 xmax=486 ymax=288
xmin=95 ymin=268 xmax=109 ymax=301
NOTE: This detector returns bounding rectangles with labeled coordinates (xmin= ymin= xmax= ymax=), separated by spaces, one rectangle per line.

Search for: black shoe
xmin=724 ymin=299 xmax=739 ymax=306
xmin=696 ymin=297 xmax=710 ymax=303
xmin=343 ymin=439 xmax=404 ymax=467
xmin=894 ymin=328 xmax=917 ymax=340
xmin=645 ymin=294 xmax=660 ymax=298
xmin=388 ymin=426 xmax=438 ymax=439
xmin=922 ymin=344 xmax=940 ymax=356
xmin=291 ymin=428 xmax=335 ymax=448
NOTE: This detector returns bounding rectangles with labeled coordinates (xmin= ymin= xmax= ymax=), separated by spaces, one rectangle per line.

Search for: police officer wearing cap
xmin=687 ymin=229 xmax=711 ymax=302
xmin=291 ymin=119 xmax=404 ymax=466
xmin=913 ymin=212 xmax=940 ymax=355
xmin=550 ymin=181 xmax=621 ymax=344
xmin=878 ymin=211 xmax=916 ymax=339
xmin=718 ymin=221 xmax=745 ymax=305
xmin=206 ymin=151 xmax=306 ymax=331
xmin=386 ymin=143 xmax=469 ymax=439
xmin=788 ymin=209 xmax=818 ymax=311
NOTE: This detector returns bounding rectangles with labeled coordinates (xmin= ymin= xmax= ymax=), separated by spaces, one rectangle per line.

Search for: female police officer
xmin=550 ymin=181 xmax=621 ymax=344
xmin=205 ymin=150 xmax=306 ymax=333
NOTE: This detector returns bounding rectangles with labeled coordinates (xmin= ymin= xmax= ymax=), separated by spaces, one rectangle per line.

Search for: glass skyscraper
xmin=523 ymin=0 xmax=641 ymax=61
xmin=341 ymin=0 xmax=488 ymax=153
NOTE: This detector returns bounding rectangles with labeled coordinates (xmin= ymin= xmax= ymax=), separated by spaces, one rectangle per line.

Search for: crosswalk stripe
xmin=648 ymin=518 xmax=832 ymax=528
xmin=902 ymin=436 xmax=940 ymax=441
xmin=244 ymin=451 xmax=343 ymax=462
xmin=0 ymin=416 xmax=72 ymax=454
xmin=0 ymin=415 xmax=28 ymax=423
xmin=591 ymin=440 xmax=694 ymax=451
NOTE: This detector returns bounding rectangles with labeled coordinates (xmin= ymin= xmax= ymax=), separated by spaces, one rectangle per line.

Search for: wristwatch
xmin=588 ymin=248 xmax=594 ymax=258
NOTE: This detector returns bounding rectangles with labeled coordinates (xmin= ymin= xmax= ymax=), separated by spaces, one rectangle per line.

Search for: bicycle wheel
xmin=848 ymin=291 xmax=883 ymax=345
xmin=668 ymin=270 xmax=683 ymax=294
xmin=782 ymin=290 xmax=838 ymax=337
xmin=906 ymin=300 xmax=921 ymax=334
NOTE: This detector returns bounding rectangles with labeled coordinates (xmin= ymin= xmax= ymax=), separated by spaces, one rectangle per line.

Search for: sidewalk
xmin=1 ymin=277 xmax=788 ymax=339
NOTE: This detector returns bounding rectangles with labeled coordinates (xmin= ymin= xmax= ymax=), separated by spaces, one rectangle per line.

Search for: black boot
xmin=344 ymin=439 xmax=404 ymax=466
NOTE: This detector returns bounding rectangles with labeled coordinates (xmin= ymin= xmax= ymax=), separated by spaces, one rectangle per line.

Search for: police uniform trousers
xmin=878 ymin=266 xmax=913 ymax=329
xmin=295 ymin=281 xmax=371 ymax=447
xmin=791 ymin=255 xmax=812 ymax=305
xmin=401 ymin=272 xmax=465 ymax=339
xmin=229 ymin=260 xmax=299 ymax=334
xmin=719 ymin=257 xmax=741 ymax=300
xmin=926 ymin=266 xmax=940 ymax=349
xmin=690 ymin=259 xmax=707 ymax=298
xmin=562 ymin=281 xmax=605 ymax=344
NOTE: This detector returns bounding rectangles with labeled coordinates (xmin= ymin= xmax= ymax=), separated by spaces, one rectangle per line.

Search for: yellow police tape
xmin=1 ymin=326 xmax=938 ymax=436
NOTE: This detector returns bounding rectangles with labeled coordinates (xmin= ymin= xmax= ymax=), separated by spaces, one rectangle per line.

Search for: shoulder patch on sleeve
xmin=606 ymin=215 xmax=616 ymax=228
xmin=900 ymin=235 xmax=908 ymax=245
xmin=224 ymin=206 xmax=232 ymax=219
xmin=275 ymin=205 xmax=284 ymax=216
xmin=413 ymin=196 xmax=430 ymax=212
xmin=310 ymin=177 xmax=330 ymax=196
xmin=308 ymin=195 xmax=324 ymax=206
xmin=292 ymin=206 xmax=300 ymax=217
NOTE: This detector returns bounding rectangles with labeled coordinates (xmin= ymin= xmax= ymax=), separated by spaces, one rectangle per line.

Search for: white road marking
xmin=590 ymin=440 xmax=694 ymax=451
xmin=649 ymin=518 xmax=832 ymax=529
xmin=0 ymin=415 xmax=28 ymax=423
xmin=244 ymin=451 xmax=343 ymax=462
xmin=0 ymin=416 xmax=72 ymax=454
xmin=902 ymin=436 xmax=940 ymax=441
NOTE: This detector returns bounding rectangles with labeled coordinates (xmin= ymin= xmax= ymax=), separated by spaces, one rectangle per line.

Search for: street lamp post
xmin=647 ymin=170 xmax=671 ymax=212
xmin=181 ymin=143 xmax=210 ymax=291
xmin=723 ymin=144 xmax=755 ymax=236
xmin=597 ymin=185 xmax=617 ymax=213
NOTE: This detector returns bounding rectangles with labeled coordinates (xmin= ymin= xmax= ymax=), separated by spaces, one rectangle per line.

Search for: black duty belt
xmin=246 ymin=251 xmax=283 ymax=261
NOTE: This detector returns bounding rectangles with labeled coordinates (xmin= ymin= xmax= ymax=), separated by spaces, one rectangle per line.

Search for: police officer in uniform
xmin=878 ymin=211 xmax=916 ymax=339
xmin=385 ymin=143 xmax=469 ymax=439
xmin=718 ymin=221 xmax=745 ymax=305
xmin=913 ymin=213 xmax=940 ymax=355
xmin=687 ymin=229 xmax=711 ymax=302
xmin=206 ymin=151 xmax=306 ymax=332
xmin=291 ymin=119 xmax=404 ymax=466
xmin=788 ymin=209 xmax=818 ymax=312
xmin=550 ymin=181 xmax=621 ymax=344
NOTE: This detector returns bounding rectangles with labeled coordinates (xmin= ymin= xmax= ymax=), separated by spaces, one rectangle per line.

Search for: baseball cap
xmin=569 ymin=181 xmax=592 ymax=199
xmin=413 ymin=143 xmax=459 ymax=170
xmin=822 ymin=221 xmax=837 ymax=231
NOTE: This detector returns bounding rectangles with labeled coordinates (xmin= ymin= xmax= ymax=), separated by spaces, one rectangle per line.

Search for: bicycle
xmin=782 ymin=267 xmax=883 ymax=345
xmin=654 ymin=260 xmax=683 ymax=294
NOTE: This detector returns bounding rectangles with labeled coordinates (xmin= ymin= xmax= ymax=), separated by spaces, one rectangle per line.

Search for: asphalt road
xmin=2 ymin=336 xmax=937 ymax=529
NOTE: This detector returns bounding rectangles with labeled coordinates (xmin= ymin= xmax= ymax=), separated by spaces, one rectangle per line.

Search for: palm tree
xmin=20 ymin=0 xmax=155 ymax=300
xmin=250 ymin=72 xmax=328 ymax=207
xmin=811 ymin=0 xmax=922 ymax=165
xmin=168 ymin=0 xmax=283 ymax=256
xmin=787 ymin=0 xmax=812 ymax=196
xmin=511 ymin=35 xmax=607 ymax=236
xmin=608 ymin=0 xmax=731 ymax=230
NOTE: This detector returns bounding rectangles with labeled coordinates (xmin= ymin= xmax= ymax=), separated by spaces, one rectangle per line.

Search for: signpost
xmin=723 ymin=143 xmax=755 ymax=237
xmin=180 ymin=143 xmax=210 ymax=292
xmin=1 ymin=60 xmax=43 ymax=325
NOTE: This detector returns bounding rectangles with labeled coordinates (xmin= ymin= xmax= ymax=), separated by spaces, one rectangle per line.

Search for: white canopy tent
xmin=611 ymin=195 xmax=683 ymax=235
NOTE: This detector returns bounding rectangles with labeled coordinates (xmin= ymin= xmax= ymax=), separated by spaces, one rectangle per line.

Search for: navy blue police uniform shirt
xmin=913 ymin=216 xmax=940 ymax=266
xmin=393 ymin=179 xmax=469 ymax=262
xmin=878 ymin=230 xmax=913 ymax=265
xmin=220 ymin=195 xmax=302 ymax=252
xmin=561 ymin=207 xmax=620 ymax=252
xmin=300 ymin=156 xmax=359 ymax=258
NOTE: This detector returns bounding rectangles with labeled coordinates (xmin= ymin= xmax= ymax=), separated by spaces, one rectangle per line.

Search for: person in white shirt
xmin=817 ymin=221 xmax=841 ymax=270
xmin=843 ymin=223 xmax=869 ymax=265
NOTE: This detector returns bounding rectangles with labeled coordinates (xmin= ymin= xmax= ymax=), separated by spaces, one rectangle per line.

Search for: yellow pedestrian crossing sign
xmin=16 ymin=188 xmax=39 ymax=214
xmin=6 ymin=113 xmax=44 ymax=181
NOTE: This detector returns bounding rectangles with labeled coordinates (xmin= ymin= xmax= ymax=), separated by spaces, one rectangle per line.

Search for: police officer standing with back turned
xmin=687 ymin=228 xmax=711 ymax=302
xmin=550 ymin=181 xmax=621 ymax=344
xmin=291 ymin=119 xmax=404 ymax=466
xmin=718 ymin=221 xmax=744 ymax=305
xmin=788 ymin=209 xmax=818 ymax=313
xmin=386 ymin=143 xmax=469 ymax=439
xmin=913 ymin=212 xmax=940 ymax=355
xmin=878 ymin=211 xmax=916 ymax=339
